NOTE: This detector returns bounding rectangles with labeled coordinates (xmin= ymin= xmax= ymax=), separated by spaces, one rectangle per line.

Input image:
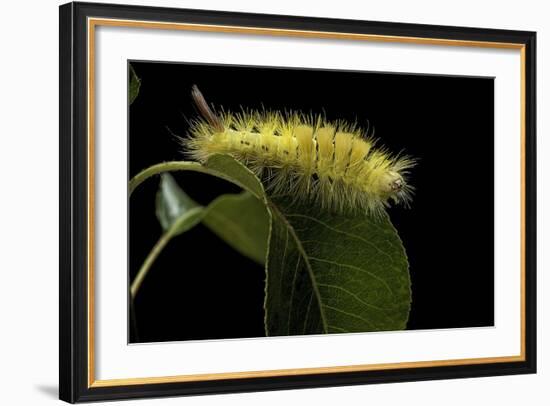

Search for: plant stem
xmin=129 ymin=160 xmax=254 ymax=197
xmin=129 ymin=298 xmax=140 ymax=342
xmin=130 ymin=230 xmax=173 ymax=299
xmin=129 ymin=161 xmax=204 ymax=195
xmin=129 ymin=160 xmax=253 ymax=197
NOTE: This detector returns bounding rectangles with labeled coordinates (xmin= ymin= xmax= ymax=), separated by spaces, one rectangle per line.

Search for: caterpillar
xmin=183 ymin=85 xmax=415 ymax=216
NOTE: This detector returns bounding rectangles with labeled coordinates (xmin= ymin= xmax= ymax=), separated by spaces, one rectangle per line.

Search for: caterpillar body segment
xmin=184 ymin=86 xmax=414 ymax=216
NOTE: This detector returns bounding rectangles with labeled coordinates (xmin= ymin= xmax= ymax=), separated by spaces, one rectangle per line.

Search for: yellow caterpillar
xmin=184 ymin=86 xmax=415 ymax=216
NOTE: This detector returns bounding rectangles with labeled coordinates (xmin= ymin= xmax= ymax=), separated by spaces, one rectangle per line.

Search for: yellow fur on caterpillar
xmin=183 ymin=85 xmax=415 ymax=216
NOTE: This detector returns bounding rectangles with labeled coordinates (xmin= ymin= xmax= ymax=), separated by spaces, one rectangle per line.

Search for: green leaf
xmin=129 ymin=64 xmax=141 ymax=105
xmin=156 ymin=173 xmax=201 ymax=235
xmin=264 ymin=198 xmax=411 ymax=336
xmin=203 ymin=192 xmax=270 ymax=265
xmin=155 ymin=171 xmax=269 ymax=264
xmin=149 ymin=158 xmax=410 ymax=334
xmin=131 ymin=174 xmax=203 ymax=298
xmin=129 ymin=155 xmax=267 ymax=199
xmin=132 ymin=168 xmax=265 ymax=298
xmin=202 ymin=154 xmax=266 ymax=201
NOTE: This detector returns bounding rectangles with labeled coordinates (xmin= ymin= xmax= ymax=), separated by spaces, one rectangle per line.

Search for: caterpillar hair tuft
xmin=183 ymin=85 xmax=415 ymax=216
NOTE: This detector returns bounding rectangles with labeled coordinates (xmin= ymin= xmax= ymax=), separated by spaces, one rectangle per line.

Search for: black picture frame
xmin=59 ymin=1 xmax=536 ymax=403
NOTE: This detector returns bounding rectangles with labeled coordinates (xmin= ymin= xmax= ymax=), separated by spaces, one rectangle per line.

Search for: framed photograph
xmin=59 ymin=1 xmax=537 ymax=403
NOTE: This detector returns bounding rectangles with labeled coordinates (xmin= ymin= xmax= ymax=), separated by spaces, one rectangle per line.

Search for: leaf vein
xmin=309 ymin=256 xmax=393 ymax=295
xmin=323 ymin=305 xmax=377 ymax=329
xmin=317 ymin=283 xmax=389 ymax=313
xmin=327 ymin=325 xmax=350 ymax=334
xmin=285 ymin=213 xmax=396 ymax=265
xmin=270 ymin=204 xmax=329 ymax=333
xmin=287 ymin=256 xmax=301 ymax=334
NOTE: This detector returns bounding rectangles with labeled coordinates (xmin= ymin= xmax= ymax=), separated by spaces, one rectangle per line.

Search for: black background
xmin=129 ymin=61 xmax=494 ymax=343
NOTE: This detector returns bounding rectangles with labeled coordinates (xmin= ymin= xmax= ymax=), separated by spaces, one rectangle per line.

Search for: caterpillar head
xmin=379 ymin=170 xmax=406 ymax=197
xmin=378 ymin=169 xmax=414 ymax=209
xmin=386 ymin=171 xmax=404 ymax=192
